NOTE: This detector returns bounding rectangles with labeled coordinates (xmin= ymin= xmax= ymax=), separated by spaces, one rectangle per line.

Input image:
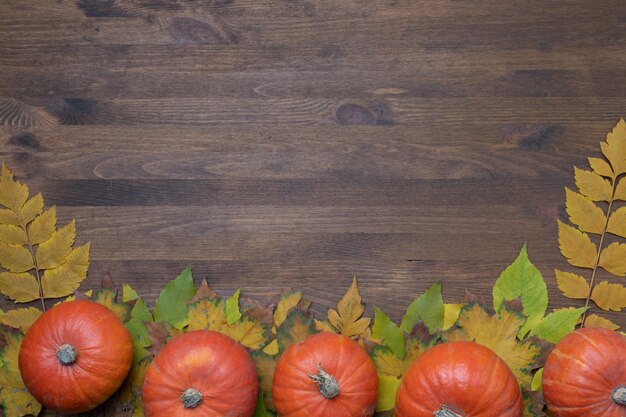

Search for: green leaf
xmin=253 ymin=390 xmax=274 ymax=417
xmin=226 ymin=288 xmax=242 ymax=324
xmin=123 ymin=284 xmax=141 ymax=302
xmin=400 ymin=281 xmax=444 ymax=333
xmin=531 ymin=368 xmax=543 ymax=391
xmin=154 ymin=267 xmax=197 ymax=329
xmin=529 ymin=307 xmax=586 ymax=343
xmin=493 ymin=244 xmax=549 ymax=338
xmin=131 ymin=298 xmax=153 ymax=322
xmin=372 ymin=306 xmax=405 ymax=358
xmin=376 ymin=374 xmax=401 ymax=412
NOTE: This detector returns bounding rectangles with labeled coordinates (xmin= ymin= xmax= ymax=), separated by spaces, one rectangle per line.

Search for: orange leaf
xmin=327 ymin=276 xmax=371 ymax=338
xmin=599 ymin=242 xmax=626 ymax=276
xmin=555 ymin=269 xmax=589 ymax=299
xmin=565 ymin=188 xmax=605 ymax=234
xmin=557 ymin=220 xmax=597 ymax=269
xmin=574 ymin=167 xmax=613 ymax=202
xmin=591 ymin=281 xmax=626 ymax=311
xmin=584 ymin=314 xmax=620 ymax=331
xmin=600 ymin=118 xmax=626 ymax=176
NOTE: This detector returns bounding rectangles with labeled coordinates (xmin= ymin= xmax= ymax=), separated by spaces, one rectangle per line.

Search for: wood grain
xmin=1 ymin=0 xmax=625 ymax=331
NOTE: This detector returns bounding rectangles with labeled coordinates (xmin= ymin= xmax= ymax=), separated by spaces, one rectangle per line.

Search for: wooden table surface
xmin=0 ymin=0 xmax=625 ymax=327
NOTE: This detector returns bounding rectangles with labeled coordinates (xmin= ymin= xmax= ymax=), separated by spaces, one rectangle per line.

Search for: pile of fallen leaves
xmin=0 ymin=118 xmax=625 ymax=417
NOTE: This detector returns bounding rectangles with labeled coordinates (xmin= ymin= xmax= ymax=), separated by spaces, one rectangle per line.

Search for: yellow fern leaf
xmin=0 ymin=272 xmax=40 ymax=303
xmin=588 ymin=157 xmax=614 ymax=178
xmin=585 ymin=314 xmax=620 ymax=330
xmin=35 ymin=220 xmax=76 ymax=269
xmin=0 ymin=225 xmax=27 ymax=246
xmin=574 ymin=167 xmax=613 ymax=201
xmin=28 ymin=207 xmax=56 ymax=245
xmin=21 ymin=193 xmax=43 ymax=225
xmin=600 ymin=118 xmax=626 ymax=175
xmin=0 ymin=164 xmax=28 ymax=212
xmin=557 ymin=220 xmax=597 ymax=268
xmin=555 ymin=269 xmax=589 ymax=299
xmin=0 ymin=209 xmax=19 ymax=225
xmin=0 ymin=244 xmax=35 ymax=273
xmin=0 ymin=307 xmax=42 ymax=333
xmin=591 ymin=281 xmax=626 ymax=311
xmin=607 ymin=207 xmax=626 ymax=238
xmin=598 ymin=242 xmax=626 ymax=276
xmin=565 ymin=188 xmax=605 ymax=234
xmin=615 ymin=177 xmax=626 ymax=201
xmin=41 ymin=243 xmax=90 ymax=298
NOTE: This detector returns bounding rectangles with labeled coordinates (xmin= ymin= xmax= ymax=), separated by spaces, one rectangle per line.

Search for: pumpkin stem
xmin=56 ymin=344 xmax=77 ymax=366
xmin=433 ymin=405 xmax=463 ymax=417
xmin=308 ymin=364 xmax=340 ymax=399
xmin=612 ymin=386 xmax=626 ymax=405
xmin=181 ymin=388 xmax=203 ymax=409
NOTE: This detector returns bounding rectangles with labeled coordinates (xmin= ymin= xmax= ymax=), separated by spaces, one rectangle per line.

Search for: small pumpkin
xmin=272 ymin=332 xmax=378 ymax=417
xmin=18 ymin=299 xmax=134 ymax=414
xmin=142 ymin=330 xmax=258 ymax=417
xmin=542 ymin=327 xmax=626 ymax=417
xmin=395 ymin=341 xmax=523 ymax=417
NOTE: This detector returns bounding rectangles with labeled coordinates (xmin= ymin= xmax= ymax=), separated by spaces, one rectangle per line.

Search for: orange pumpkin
xmin=18 ymin=300 xmax=133 ymax=414
xmin=272 ymin=332 xmax=378 ymax=417
xmin=142 ymin=330 xmax=258 ymax=417
xmin=542 ymin=327 xmax=626 ymax=417
xmin=395 ymin=341 xmax=523 ymax=417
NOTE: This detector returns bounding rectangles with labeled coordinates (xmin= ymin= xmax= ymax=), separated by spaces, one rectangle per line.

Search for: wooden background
xmin=0 ymin=0 xmax=625 ymax=327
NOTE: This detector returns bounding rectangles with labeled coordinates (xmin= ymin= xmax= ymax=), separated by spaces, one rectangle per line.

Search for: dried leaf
xmin=615 ymin=177 xmax=626 ymax=200
xmin=276 ymin=309 xmax=316 ymax=352
xmin=188 ymin=278 xmax=218 ymax=304
xmin=0 ymin=329 xmax=42 ymax=417
xmin=442 ymin=304 xmax=464 ymax=330
xmin=600 ymin=118 xmax=626 ymax=175
xmin=94 ymin=288 xmax=132 ymax=322
xmin=529 ymin=307 xmax=586 ymax=344
xmin=21 ymin=194 xmax=43 ymax=225
xmin=0 ymin=209 xmax=19 ymax=226
xmin=376 ymin=375 xmax=401 ymax=412
xmin=557 ymin=220 xmax=597 ymax=268
xmin=0 ymin=272 xmax=39 ymax=303
xmin=401 ymin=281 xmax=444 ymax=334
xmin=41 ymin=243 xmax=90 ymax=299
xmin=314 ymin=319 xmax=334 ymax=332
xmin=584 ymin=314 xmax=620 ymax=330
xmin=251 ymin=351 xmax=277 ymax=410
xmin=0 ymin=244 xmax=35 ymax=273
xmin=0 ymin=307 xmax=42 ymax=333
xmin=444 ymin=304 xmax=543 ymax=386
xmin=370 ymin=345 xmax=405 ymax=378
xmin=565 ymin=188 xmax=605 ymax=234
xmin=0 ymin=163 xmax=29 ymax=212
xmin=590 ymin=281 xmax=626 ymax=311
xmin=27 ymin=207 xmax=56 ymax=245
xmin=555 ymin=269 xmax=590 ymax=299
xmin=574 ymin=167 xmax=613 ymax=201
xmin=222 ymin=316 xmax=269 ymax=349
xmin=0 ymin=225 xmax=27 ymax=246
xmin=35 ymin=220 xmax=76 ymax=269
xmin=154 ymin=267 xmax=197 ymax=329
xmin=372 ymin=307 xmax=405 ymax=358
xmin=493 ymin=244 xmax=548 ymax=338
xmin=272 ymin=290 xmax=303 ymax=332
xmin=225 ymin=288 xmax=242 ymax=324
xmin=327 ymin=276 xmax=371 ymax=338
xmin=599 ymin=242 xmax=626 ymax=276
xmin=607 ymin=207 xmax=626 ymax=238
xmin=588 ymin=156 xmax=614 ymax=178
xmin=146 ymin=321 xmax=182 ymax=357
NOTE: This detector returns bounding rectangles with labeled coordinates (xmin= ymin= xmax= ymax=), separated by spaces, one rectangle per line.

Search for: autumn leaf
xmin=223 ymin=316 xmax=269 ymax=350
xmin=555 ymin=270 xmax=589 ymax=299
xmin=574 ymin=167 xmax=613 ymax=201
xmin=585 ymin=314 xmax=620 ymax=330
xmin=0 ymin=164 xmax=28 ymax=212
xmin=588 ymin=156 xmax=614 ymax=178
xmin=122 ymin=284 xmax=141 ymax=302
xmin=0 ymin=328 xmax=42 ymax=417
xmin=372 ymin=307 xmax=405 ymax=357
xmin=28 ymin=207 xmax=56 ymax=245
xmin=41 ymin=243 xmax=90 ymax=298
xmin=565 ymin=188 xmax=605 ymax=234
xmin=529 ymin=307 xmax=586 ymax=344
xmin=615 ymin=177 xmax=626 ymax=200
xmin=0 ymin=272 xmax=39 ymax=303
xmin=276 ymin=309 xmax=316 ymax=352
xmin=188 ymin=278 xmax=219 ymax=303
xmin=607 ymin=207 xmax=626 ymax=238
xmin=530 ymin=368 xmax=543 ymax=392
xmin=0 ymin=225 xmax=27 ymax=246
xmin=251 ymin=352 xmax=277 ymax=410
xmin=442 ymin=303 xmax=464 ymax=330
xmin=376 ymin=375 xmax=400 ymax=412
xmin=444 ymin=304 xmax=544 ymax=386
xmin=272 ymin=290 xmax=303 ymax=332
xmin=0 ymin=307 xmax=41 ymax=333
xmin=600 ymin=117 xmax=626 ymax=175
xmin=119 ymin=359 xmax=149 ymax=417
xmin=326 ymin=276 xmax=371 ymax=338
xmin=557 ymin=220 xmax=597 ymax=268
xmin=370 ymin=345 xmax=405 ymax=378
xmin=35 ymin=221 xmax=76 ymax=270
xmin=188 ymin=298 xmax=228 ymax=331
xmin=0 ymin=244 xmax=35 ymax=273
xmin=590 ymin=281 xmax=626 ymax=311
xmin=493 ymin=244 xmax=548 ymax=338
xmin=401 ymin=281 xmax=444 ymax=334
xmin=598 ymin=242 xmax=626 ymax=276
xmin=93 ymin=288 xmax=132 ymax=323
xmin=225 ymin=289 xmax=242 ymax=324
xmin=154 ymin=267 xmax=197 ymax=329
xmin=262 ymin=339 xmax=279 ymax=356
xmin=146 ymin=321 xmax=183 ymax=357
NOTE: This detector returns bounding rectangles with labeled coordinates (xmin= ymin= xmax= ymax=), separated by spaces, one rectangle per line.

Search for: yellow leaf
xmin=276 ymin=310 xmax=316 ymax=352
xmin=272 ymin=290 xmax=302 ymax=332
xmin=262 ymin=339 xmax=279 ymax=355
xmin=600 ymin=118 xmax=626 ymax=175
xmin=188 ymin=298 xmax=228 ymax=331
xmin=555 ymin=269 xmax=590 ymax=299
xmin=93 ymin=289 xmax=131 ymax=322
xmin=445 ymin=304 xmax=542 ymax=386
xmin=0 ymin=209 xmax=19 ymax=225
xmin=607 ymin=207 xmax=626 ymax=238
xmin=371 ymin=345 xmax=405 ymax=378
xmin=574 ymin=167 xmax=613 ymax=202
xmin=599 ymin=242 xmax=626 ymax=276
xmin=327 ymin=276 xmax=371 ymax=338
xmin=222 ymin=316 xmax=269 ymax=349
xmin=41 ymin=243 xmax=90 ymax=298
xmin=584 ymin=314 xmax=620 ymax=330
xmin=442 ymin=303 xmax=464 ymax=330
xmin=21 ymin=193 xmax=43 ymax=225
xmin=591 ymin=281 xmax=626 ymax=311
xmin=615 ymin=177 xmax=626 ymax=201
xmin=0 ymin=272 xmax=39 ymax=303
xmin=251 ymin=352 xmax=277 ymax=410
xmin=565 ymin=188 xmax=605 ymax=234
xmin=36 ymin=220 xmax=75 ymax=269
xmin=0 ymin=163 xmax=29 ymax=213
xmin=0 ymin=225 xmax=27 ymax=245
xmin=0 ymin=307 xmax=42 ymax=333
xmin=588 ymin=157 xmax=614 ymax=178
xmin=27 ymin=207 xmax=56 ymax=245
xmin=0 ymin=330 xmax=42 ymax=417
xmin=531 ymin=368 xmax=543 ymax=391
xmin=0 ymin=243 xmax=34 ymax=273
xmin=557 ymin=220 xmax=597 ymax=269
xmin=314 ymin=319 xmax=334 ymax=332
